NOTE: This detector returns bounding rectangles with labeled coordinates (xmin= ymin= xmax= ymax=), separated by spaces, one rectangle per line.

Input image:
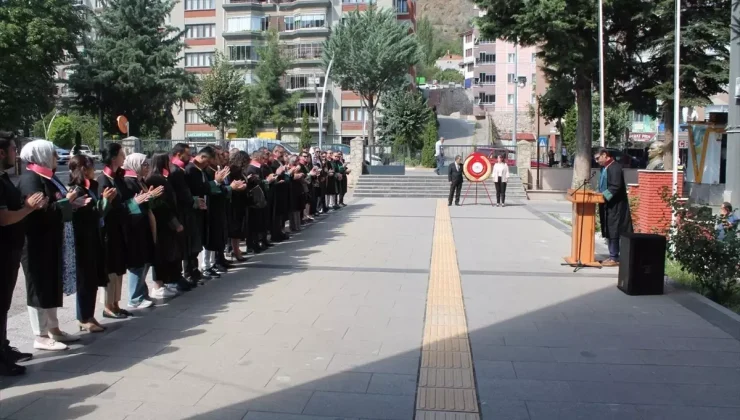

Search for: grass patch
xmin=550 ymin=213 xmax=572 ymax=226
xmin=665 ymin=258 xmax=740 ymax=314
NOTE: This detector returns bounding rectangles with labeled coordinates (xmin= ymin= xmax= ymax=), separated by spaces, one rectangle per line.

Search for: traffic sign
xmin=538 ymin=136 xmax=547 ymax=147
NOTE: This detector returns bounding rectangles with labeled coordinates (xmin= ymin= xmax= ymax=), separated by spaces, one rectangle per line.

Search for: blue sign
xmin=538 ymin=136 xmax=547 ymax=147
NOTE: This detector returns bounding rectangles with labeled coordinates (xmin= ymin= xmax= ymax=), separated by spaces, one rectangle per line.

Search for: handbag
xmin=248 ymin=185 xmax=267 ymax=209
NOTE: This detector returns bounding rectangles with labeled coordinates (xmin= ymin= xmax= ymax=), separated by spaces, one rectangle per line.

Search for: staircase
xmin=353 ymin=173 xmax=528 ymax=200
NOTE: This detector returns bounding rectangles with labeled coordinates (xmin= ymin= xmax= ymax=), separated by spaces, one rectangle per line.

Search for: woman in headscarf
xmin=18 ymin=140 xmax=87 ymax=350
xmin=67 ymin=155 xmax=116 ymax=333
xmin=144 ymin=153 xmax=181 ymax=299
xmin=121 ymin=153 xmax=163 ymax=310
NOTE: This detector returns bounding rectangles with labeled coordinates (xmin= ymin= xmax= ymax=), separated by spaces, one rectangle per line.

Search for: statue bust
xmin=646 ymin=141 xmax=665 ymax=170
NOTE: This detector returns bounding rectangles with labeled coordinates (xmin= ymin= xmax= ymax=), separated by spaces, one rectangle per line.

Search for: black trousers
xmin=448 ymin=180 xmax=462 ymax=204
xmin=76 ymin=282 xmax=97 ymax=322
xmin=155 ymin=259 xmax=182 ymax=284
xmin=0 ymin=248 xmax=22 ymax=348
xmin=495 ymin=179 xmax=507 ymax=204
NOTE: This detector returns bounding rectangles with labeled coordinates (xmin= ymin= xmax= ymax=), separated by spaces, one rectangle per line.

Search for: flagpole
xmin=672 ymin=0 xmax=681 ymax=196
xmin=598 ymin=0 xmax=605 ymax=147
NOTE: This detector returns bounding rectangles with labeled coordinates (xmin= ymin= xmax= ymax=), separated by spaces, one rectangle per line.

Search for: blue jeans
xmin=608 ymin=238 xmax=620 ymax=261
xmin=128 ymin=265 xmax=150 ymax=306
xmin=436 ymin=156 xmax=444 ymax=172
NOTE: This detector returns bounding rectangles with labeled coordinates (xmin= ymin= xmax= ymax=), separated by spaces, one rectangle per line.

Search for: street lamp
xmin=318 ymin=55 xmax=334 ymax=150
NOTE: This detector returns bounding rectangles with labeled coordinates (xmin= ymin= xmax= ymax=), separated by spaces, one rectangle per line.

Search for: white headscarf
xmin=20 ymin=140 xmax=56 ymax=168
xmin=123 ymin=153 xmax=147 ymax=176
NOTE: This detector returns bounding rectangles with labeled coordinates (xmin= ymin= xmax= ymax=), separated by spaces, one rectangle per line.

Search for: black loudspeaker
xmin=617 ymin=233 xmax=667 ymax=296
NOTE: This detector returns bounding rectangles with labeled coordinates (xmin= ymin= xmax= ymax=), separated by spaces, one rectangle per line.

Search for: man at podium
xmin=595 ymin=148 xmax=633 ymax=266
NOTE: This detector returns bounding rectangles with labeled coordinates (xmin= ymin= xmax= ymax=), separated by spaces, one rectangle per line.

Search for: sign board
xmin=256 ymin=131 xmax=277 ymax=140
xmin=416 ymin=76 xmax=426 ymax=85
xmin=186 ymin=131 xmax=215 ymax=138
xmin=538 ymin=136 xmax=547 ymax=147
xmin=678 ymin=138 xmax=688 ymax=149
xmin=629 ymin=132 xmax=656 ymax=142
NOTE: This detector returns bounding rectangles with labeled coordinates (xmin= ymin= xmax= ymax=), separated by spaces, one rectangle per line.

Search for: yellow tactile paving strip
xmin=416 ymin=200 xmax=480 ymax=420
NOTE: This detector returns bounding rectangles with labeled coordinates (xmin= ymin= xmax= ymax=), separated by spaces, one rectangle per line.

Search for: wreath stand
xmin=461 ymin=179 xmax=495 ymax=206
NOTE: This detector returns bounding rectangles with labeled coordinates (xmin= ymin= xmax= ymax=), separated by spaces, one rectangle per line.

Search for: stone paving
xmin=0 ymin=198 xmax=739 ymax=420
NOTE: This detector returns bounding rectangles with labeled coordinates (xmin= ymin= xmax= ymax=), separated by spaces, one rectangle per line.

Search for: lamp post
xmin=727 ymin=1 xmax=740 ymax=209
xmin=671 ymin=0 xmax=681 ymax=198
xmin=318 ymin=55 xmax=334 ymax=150
xmin=512 ymin=43 xmax=518 ymax=146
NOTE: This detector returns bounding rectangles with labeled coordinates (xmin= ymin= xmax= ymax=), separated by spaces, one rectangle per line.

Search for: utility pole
xmin=512 ymin=43 xmax=518 ymax=146
xmin=726 ymin=0 xmax=740 ymax=208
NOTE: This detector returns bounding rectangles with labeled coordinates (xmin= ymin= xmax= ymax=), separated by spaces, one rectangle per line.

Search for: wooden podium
xmin=564 ymin=189 xmax=605 ymax=268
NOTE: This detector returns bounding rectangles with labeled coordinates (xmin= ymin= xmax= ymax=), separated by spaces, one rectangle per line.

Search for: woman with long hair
xmin=336 ymin=151 xmax=349 ymax=207
xmin=492 ymin=154 xmax=510 ymax=207
xmin=18 ymin=140 xmax=87 ymax=350
xmin=67 ymin=155 xmax=116 ymax=333
xmin=121 ymin=153 xmax=163 ymax=309
xmin=144 ymin=153 xmax=181 ymax=299
xmin=228 ymin=150 xmax=251 ymax=261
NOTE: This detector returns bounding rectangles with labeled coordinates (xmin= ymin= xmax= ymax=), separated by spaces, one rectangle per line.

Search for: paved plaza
xmin=1 ymin=198 xmax=740 ymax=420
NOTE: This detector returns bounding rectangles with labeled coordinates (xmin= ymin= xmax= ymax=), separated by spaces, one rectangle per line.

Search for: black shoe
xmin=190 ymin=269 xmax=202 ymax=281
xmin=448 ymin=203 xmax=452 ymax=206
xmin=0 ymin=358 xmax=26 ymax=376
xmin=340 ymin=203 xmax=347 ymax=207
xmin=4 ymin=346 xmax=32 ymax=363
xmin=213 ymin=264 xmax=228 ymax=273
xmin=455 ymin=203 xmax=461 ymax=206
xmin=175 ymin=278 xmax=192 ymax=292
xmin=204 ymin=268 xmax=221 ymax=278
xmin=183 ymin=275 xmax=199 ymax=288
xmin=103 ymin=310 xmax=127 ymax=319
xmin=333 ymin=205 xmax=341 ymax=210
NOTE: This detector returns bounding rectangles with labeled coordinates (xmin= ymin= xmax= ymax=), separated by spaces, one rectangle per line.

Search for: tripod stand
xmin=561 ymin=172 xmax=601 ymax=273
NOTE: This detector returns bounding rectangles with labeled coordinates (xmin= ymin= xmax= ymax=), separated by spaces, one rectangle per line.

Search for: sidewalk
xmin=0 ymin=198 xmax=738 ymax=420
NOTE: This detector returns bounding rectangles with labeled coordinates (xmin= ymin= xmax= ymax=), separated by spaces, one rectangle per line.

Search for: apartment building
xmin=169 ymin=0 xmax=416 ymax=143
xmin=462 ymin=6 xmax=543 ymax=142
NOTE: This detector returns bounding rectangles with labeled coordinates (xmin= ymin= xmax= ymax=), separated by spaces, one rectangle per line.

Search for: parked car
xmin=227 ymin=138 xmax=297 ymax=155
xmin=76 ymin=145 xmax=100 ymax=161
xmin=54 ymin=146 xmax=70 ymax=165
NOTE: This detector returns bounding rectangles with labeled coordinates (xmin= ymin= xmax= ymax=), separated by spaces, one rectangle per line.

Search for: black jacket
xmin=448 ymin=161 xmax=464 ymax=183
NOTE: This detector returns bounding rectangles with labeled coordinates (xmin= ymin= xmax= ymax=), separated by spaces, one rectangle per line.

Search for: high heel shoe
xmin=233 ymin=254 xmax=247 ymax=262
xmin=79 ymin=322 xmax=105 ymax=333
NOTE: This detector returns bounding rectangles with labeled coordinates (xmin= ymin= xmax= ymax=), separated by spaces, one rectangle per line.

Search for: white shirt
xmin=492 ymin=162 xmax=509 ymax=182
xmin=435 ymin=141 xmax=443 ymax=157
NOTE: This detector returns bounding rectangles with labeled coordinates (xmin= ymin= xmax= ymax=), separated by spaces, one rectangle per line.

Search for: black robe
xmin=121 ymin=176 xmax=155 ymax=268
xmin=336 ymin=160 xmax=348 ymax=195
xmin=168 ymin=163 xmax=198 ymax=257
xmin=598 ymin=161 xmax=634 ymax=239
xmin=183 ymin=162 xmax=210 ymax=254
xmin=323 ymin=160 xmax=338 ymax=194
xmin=228 ymin=166 xmax=249 ymax=239
xmin=71 ymin=181 xmax=108 ymax=291
xmin=17 ymin=172 xmax=71 ymax=308
xmin=98 ymin=171 xmax=129 ymax=276
xmin=203 ymin=167 xmax=229 ymax=251
xmin=145 ymin=173 xmax=182 ymax=265
xmin=270 ymin=160 xmax=290 ymax=218
xmin=246 ymin=164 xmax=267 ymax=237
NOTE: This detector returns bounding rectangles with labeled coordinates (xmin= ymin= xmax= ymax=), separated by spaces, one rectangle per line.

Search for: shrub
xmin=420 ymin=119 xmax=438 ymax=168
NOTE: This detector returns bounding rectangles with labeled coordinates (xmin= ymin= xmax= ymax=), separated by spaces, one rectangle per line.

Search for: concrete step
xmin=353 ymin=192 xmax=527 ymax=198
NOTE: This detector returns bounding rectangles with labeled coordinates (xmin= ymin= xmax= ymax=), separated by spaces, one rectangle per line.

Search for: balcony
xmin=475 ymin=59 xmax=496 ymax=66
xmin=279 ymin=0 xmax=332 ymax=11
xmin=222 ymin=30 xmax=266 ymax=40
xmin=222 ymin=0 xmax=277 ymax=11
xmin=279 ymin=26 xmax=330 ymax=38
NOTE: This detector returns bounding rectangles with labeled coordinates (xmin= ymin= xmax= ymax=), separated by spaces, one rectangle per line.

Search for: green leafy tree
xmin=250 ymin=29 xmax=300 ymax=139
xmin=474 ymin=0 xmax=648 ymax=187
xmin=48 ymin=116 xmax=76 ymax=149
xmin=416 ymin=16 xmax=437 ymax=66
xmin=324 ymin=7 xmax=422 ymax=145
xmin=561 ymin=105 xmax=578 ymax=155
xmin=639 ymin=0 xmax=730 ymax=170
xmin=562 ymin=97 xmax=632 ymax=154
xmin=433 ymin=69 xmax=465 ymax=84
xmin=538 ymin=76 xmax=575 ymax=133
xmin=68 ymin=0 xmax=197 ymax=138
xmin=299 ymin=110 xmax=312 ymax=150
xmin=68 ymin=112 xmax=101 ymax=151
xmin=377 ymin=89 xmax=432 ymax=154
xmin=0 ymin=0 xmax=87 ymax=133
xmin=197 ymin=51 xmax=244 ymax=140
xmin=421 ymin=118 xmax=439 ymax=168
xmin=235 ymin=86 xmax=257 ymax=137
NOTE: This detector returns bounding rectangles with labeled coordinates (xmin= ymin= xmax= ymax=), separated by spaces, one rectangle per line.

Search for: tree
xmin=433 ymin=69 xmax=465 ymax=84
xmin=299 ymin=110 xmax=312 ymax=150
xmin=68 ymin=0 xmax=197 ymax=138
xmin=538 ymin=76 xmax=575 ymax=133
xmin=561 ymin=106 xmax=578 ymax=155
xmin=197 ymin=51 xmax=244 ymax=140
xmin=48 ymin=116 xmax=76 ymax=149
xmin=640 ymin=0 xmax=730 ymax=170
xmin=235 ymin=86 xmax=257 ymax=138
xmin=324 ymin=7 xmax=422 ymax=145
xmin=561 ymin=97 xmax=631 ymax=154
xmin=416 ymin=16 xmax=437 ymax=66
xmin=474 ymin=0 xmax=648 ymax=187
xmin=421 ymin=118 xmax=439 ymax=168
xmin=250 ymin=29 xmax=301 ymax=139
xmin=0 ymin=0 xmax=87 ymax=133
xmin=377 ymin=89 xmax=432 ymax=154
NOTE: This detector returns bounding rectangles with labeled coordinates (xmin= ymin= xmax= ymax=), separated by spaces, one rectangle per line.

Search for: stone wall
xmin=347 ymin=137 xmax=364 ymax=189
xmin=490 ymin=110 xmax=535 ymax=136
xmin=516 ymin=140 xmax=533 ymax=188
xmin=425 ymin=88 xmax=474 ymax=116
xmin=632 ymin=171 xmax=684 ymax=235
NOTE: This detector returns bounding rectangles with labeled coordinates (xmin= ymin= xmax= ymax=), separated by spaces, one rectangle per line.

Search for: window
xmin=227 ymin=16 xmax=268 ymax=32
xmin=478 ymin=53 xmax=495 ymax=64
xmin=508 ymin=53 xmax=516 ymax=63
xmin=395 ymin=0 xmax=408 ymax=14
xmin=466 ymin=63 xmax=473 ymax=72
xmin=507 ymin=94 xmax=514 ymax=105
xmin=228 ymin=45 xmax=254 ymax=61
xmin=297 ymin=103 xmax=319 ymax=118
xmin=185 ymin=24 xmax=215 ymax=39
xmin=465 ymin=34 xmax=472 ymax=43
xmin=478 ymin=93 xmax=495 ymax=105
xmin=477 ymin=73 xmax=495 ymax=85
xmin=185 ymin=110 xmax=204 ymax=124
xmin=532 ymin=73 xmax=536 ymax=85
xmin=465 ymin=49 xmax=472 ymax=57
xmin=185 ymin=0 xmax=214 ymax=11
xmin=531 ymin=52 xmax=537 ymax=63
xmin=479 ymin=39 xmax=495 ymax=45
xmin=507 ymin=73 xmax=516 ymax=83
xmin=285 ymin=74 xmax=325 ymax=90
xmin=284 ymin=14 xmax=325 ymax=31
xmin=531 ymin=93 xmax=536 ymax=103
xmin=341 ymin=107 xmax=366 ymax=121
xmin=283 ymin=43 xmax=323 ymax=60
xmin=94 ymin=0 xmax=105 ymax=8
xmin=185 ymin=52 xmax=214 ymax=67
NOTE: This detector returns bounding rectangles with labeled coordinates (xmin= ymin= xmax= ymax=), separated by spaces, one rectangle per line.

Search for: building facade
xmin=461 ymin=6 xmax=539 ymax=139
xmin=169 ymin=0 xmax=416 ymax=144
